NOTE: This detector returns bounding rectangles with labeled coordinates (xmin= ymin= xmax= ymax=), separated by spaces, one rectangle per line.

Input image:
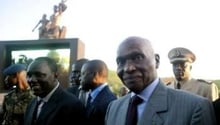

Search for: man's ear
xmin=155 ymin=53 xmax=160 ymax=69
xmin=92 ymin=72 xmax=99 ymax=83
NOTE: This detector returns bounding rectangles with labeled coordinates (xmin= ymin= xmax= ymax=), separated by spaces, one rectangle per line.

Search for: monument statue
xmin=32 ymin=0 xmax=67 ymax=39
xmin=32 ymin=14 xmax=50 ymax=38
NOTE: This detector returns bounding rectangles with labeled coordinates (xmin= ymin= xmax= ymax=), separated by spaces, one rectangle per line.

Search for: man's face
xmin=172 ymin=61 xmax=192 ymax=81
xmin=116 ymin=40 xmax=157 ymax=93
xmin=80 ymin=64 xmax=94 ymax=91
xmin=27 ymin=61 xmax=56 ymax=97
xmin=71 ymin=64 xmax=81 ymax=85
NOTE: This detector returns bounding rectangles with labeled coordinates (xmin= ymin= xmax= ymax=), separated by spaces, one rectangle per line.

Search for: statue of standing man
xmin=32 ymin=14 xmax=50 ymax=39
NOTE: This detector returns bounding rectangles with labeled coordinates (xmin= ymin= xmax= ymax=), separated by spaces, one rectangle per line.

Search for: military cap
xmin=168 ymin=47 xmax=196 ymax=63
xmin=3 ymin=64 xmax=26 ymax=75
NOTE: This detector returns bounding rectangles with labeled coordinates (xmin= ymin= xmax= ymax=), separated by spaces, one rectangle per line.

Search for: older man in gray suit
xmin=105 ymin=36 xmax=217 ymax=125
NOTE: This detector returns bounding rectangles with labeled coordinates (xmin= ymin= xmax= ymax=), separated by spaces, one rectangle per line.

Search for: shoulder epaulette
xmin=197 ymin=79 xmax=213 ymax=84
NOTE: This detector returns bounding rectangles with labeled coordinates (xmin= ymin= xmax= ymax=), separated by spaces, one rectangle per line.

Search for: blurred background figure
xmin=66 ymin=58 xmax=89 ymax=106
xmin=119 ymin=86 xmax=129 ymax=97
xmin=80 ymin=59 xmax=117 ymax=125
xmin=167 ymin=47 xmax=219 ymax=101
xmin=0 ymin=64 xmax=34 ymax=125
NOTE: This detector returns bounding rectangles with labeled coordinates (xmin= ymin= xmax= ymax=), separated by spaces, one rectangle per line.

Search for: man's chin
xmin=176 ymin=77 xmax=183 ymax=81
xmin=32 ymin=89 xmax=43 ymax=96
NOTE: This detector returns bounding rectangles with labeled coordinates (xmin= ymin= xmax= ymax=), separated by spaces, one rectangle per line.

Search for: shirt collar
xmin=175 ymin=77 xmax=192 ymax=85
xmin=90 ymin=83 xmax=107 ymax=101
xmin=131 ymin=78 xmax=159 ymax=102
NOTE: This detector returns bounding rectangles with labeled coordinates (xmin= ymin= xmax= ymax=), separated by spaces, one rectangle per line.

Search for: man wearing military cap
xmin=167 ymin=47 xmax=219 ymax=101
xmin=0 ymin=64 xmax=34 ymax=125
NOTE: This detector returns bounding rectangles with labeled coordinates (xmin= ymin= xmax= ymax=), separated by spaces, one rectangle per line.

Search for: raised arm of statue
xmin=32 ymin=14 xmax=49 ymax=32
xmin=32 ymin=20 xmax=41 ymax=32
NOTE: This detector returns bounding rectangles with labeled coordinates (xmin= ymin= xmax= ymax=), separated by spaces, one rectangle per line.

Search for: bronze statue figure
xmin=32 ymin=0 xmax=67 ymax=39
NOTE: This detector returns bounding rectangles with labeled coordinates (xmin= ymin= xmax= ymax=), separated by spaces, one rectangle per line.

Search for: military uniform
xmin=1 ymin=64 xmax=34 ymax=125
xmin=167 ymin=78 xmax=219 ymax=101
xmin=1 ymin=88 xmax=34 ymax=125
xmin=167 ymin=47 xmax=219 ymax=101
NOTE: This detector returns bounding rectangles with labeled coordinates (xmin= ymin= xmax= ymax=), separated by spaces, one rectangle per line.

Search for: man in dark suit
xmin=213 ymin=98 xmax=220 ymax=125
xmin=24 ymin=57 xmax=87 ymax=125
xmin=105 ymin=36 xmax=217 ymax=125
xmin=80 ymin=59 xmax=117 ymax=125
xmin=66 ymin=58 xmax=89 ymax=106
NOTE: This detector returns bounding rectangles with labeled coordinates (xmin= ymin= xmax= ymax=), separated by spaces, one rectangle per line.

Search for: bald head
xmin=80 ymin=59 xmax=108 ymax=91
xmin=116 ymin=36 xmax=159 ymax=93
xmin=117 ymin=36 xmax=155 ymax=61
xmin=84 ymin=59 xmax=108 ymax=78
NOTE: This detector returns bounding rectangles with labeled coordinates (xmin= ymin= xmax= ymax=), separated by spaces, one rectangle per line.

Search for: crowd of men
xmin=0 ymin=36 xmax=220 ymax=125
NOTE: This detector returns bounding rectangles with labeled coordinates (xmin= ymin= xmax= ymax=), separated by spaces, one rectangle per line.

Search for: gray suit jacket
xmin=105 ymin=81 xmax=217 ymax=125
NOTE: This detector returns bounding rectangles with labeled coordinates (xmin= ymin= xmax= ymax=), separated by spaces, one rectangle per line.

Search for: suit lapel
xmin=139 ymin=82 xmax=168 ymax=125
xmin=37 ymin=87 xmax=62 ymax=123
xmin=29 ymin=99 xmax=38 ymax=124
xmin=37 ymin=100 xmax=58 ymax=123
xmin=86 ymin=86 xmax=107 ymax=115
xmin=121 ymin=95 xmax=131 ymax=125
xmin=105 ymin=94 xmax=131 ymax=125
xmin=92 ymin=86 xmax=107 ymax=104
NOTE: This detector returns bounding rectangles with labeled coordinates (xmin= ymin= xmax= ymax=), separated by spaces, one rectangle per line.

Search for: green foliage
xmin=107 ymin=70 xmax=123 ymax=96
xmin=47 ymin=50 xmax=60 ymax=63
xmin=212 ymin=80 xmax=220 ymax=96
xmin=213 ymin=80 xmax=220 ymax=90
